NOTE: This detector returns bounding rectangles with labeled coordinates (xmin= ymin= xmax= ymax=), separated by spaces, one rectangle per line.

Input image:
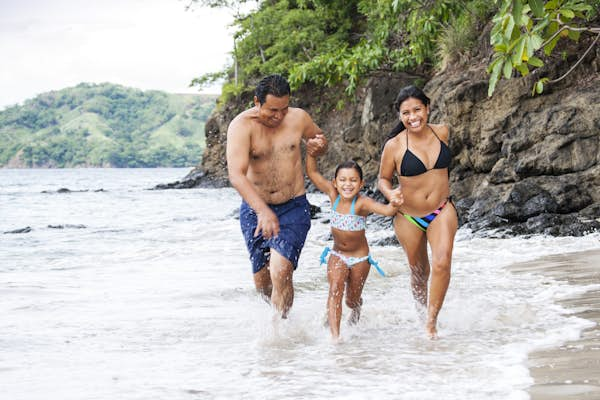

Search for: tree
xmin=487 ymin=0 xmax=600 ymax=96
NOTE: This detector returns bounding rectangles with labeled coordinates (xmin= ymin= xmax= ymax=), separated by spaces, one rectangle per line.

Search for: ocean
xmin=1 ymin=168 xmax=598 ymax=400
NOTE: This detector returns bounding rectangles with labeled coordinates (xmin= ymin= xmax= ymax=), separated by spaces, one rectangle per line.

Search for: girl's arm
xmin=357 ymin=195 xmax=402 ymax=217
xmin=306 ymin=154 xmax=337 ymax=199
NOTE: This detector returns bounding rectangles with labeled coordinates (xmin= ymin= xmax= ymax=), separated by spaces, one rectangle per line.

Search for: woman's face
xmin=399 ymin=97 xmax=429 ymax=132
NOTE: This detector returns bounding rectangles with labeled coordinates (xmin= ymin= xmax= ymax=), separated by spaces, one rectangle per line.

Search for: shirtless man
xmin=226 ymin=74 xmax=327 ymax=317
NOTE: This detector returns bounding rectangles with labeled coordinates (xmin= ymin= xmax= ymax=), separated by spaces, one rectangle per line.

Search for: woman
xmin=378 ymin=85 xmax=457 ymax=339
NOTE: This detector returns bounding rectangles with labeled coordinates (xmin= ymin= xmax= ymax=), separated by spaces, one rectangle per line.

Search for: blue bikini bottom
xmin=319 ymin=247 xmax=385 ymax=277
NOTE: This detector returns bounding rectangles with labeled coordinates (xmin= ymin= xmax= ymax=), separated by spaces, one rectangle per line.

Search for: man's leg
xmin=253 ymin=263 xmax=272 ymax=303
xmin=268 ymin=249 xmax=294 ymax=318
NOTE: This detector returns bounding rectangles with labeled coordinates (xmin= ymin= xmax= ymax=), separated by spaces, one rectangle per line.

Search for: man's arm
xmin=226 ymin=118 xmax=280 ymax=238
xmin=299 ymin=109 xmax=327 ymax=156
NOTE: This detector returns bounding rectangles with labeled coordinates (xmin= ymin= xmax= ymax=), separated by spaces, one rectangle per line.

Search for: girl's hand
xmin=389 ymin=187 xmax=404 ymax=208
xmin=306 ymin=134 xmax=327 ymax=157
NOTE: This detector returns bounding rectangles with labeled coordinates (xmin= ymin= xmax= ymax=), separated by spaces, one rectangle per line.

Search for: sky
xmin=0 ymin=0 xmax=238 ymax=109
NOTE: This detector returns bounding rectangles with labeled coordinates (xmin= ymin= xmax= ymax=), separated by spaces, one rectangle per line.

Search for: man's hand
xmin=254 ymin=207 xmax=280 ymax=239
xmin=389 ymin=186 xmax=404 ymax=208
xmin=306 ymin=134 xmax=328 ymax=157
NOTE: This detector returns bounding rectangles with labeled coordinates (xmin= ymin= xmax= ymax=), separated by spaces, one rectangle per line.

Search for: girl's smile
xmin=333 ymin=168 xmax=363 ymax=199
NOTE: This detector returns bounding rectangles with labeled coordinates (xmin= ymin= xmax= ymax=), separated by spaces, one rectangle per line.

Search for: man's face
xmin=255 ymin=94 xmax=289 ymax=128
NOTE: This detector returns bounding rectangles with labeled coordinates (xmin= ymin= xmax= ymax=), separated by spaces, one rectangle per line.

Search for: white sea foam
xmin=1 ymin=168 xmax=599 ymax=399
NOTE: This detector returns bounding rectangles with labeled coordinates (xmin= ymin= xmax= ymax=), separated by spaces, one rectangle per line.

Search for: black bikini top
xmin=400 ymin=126 xmax=451 ymax=177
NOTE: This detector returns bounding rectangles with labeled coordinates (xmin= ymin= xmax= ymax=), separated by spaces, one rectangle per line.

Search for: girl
xmin=306 ymin=154 xmax=401 ymax=340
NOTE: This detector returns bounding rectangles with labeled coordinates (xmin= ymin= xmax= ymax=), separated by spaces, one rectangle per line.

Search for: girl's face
xmin=333 ymin=168 xmax=363 ymax=199
xmin=399 ymin=97 xmax=429 ymax=133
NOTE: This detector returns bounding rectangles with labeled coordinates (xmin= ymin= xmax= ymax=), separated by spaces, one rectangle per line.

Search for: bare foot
xmin=330 ymin=335 xmax=344 ymax=344
xmin=426 ymin=321 xmax=438 ymax=340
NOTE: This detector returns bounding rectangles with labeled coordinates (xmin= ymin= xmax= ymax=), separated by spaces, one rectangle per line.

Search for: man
xmin=226 ymin=74 xmax=326 ymax=318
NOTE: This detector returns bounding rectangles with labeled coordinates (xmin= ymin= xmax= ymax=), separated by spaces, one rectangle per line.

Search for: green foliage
xmin=437 ymin=1 xmax=496 ymax=68
xmin=193 ymin=0 xmax=489 ymax=98
xmin=488 ymin=0 xmax=599 ymax=96
xmin=0 ymin=83 xmax=217 ymax=167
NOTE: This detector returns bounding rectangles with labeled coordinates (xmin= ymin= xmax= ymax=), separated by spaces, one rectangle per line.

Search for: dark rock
xmin=309 ymin=204 xmax=321 ymax=219
xmin=4 ymin=227 xmax=32 ymax=234
xmin=371 ymin=235 xmax=399 ymax=246
xmin=174 ymin=34 xmax=600 ymax=238
xmin=47 ymin=224 xmax=87 ymax=229
xmin=42 ymin=188 xmax=96 ymax=193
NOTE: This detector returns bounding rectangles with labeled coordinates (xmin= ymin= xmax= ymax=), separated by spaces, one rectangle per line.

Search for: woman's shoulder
xmin=384 ymin=131 xmax=405 ymax=150
xmin=430 ymin=123 xmax=449 ymax=141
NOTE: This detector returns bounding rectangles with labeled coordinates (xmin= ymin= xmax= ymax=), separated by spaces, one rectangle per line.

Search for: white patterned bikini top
xmin=330 ymin=195 xmax=367 ymax=231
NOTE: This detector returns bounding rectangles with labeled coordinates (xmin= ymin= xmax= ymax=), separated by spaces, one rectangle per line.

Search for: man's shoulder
xmin=228 ymin=108 xmax=257 ymax=132
xmin=287 ymin=106 xmax=310 ymax=118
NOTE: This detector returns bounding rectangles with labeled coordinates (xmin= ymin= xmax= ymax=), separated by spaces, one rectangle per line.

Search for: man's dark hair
xmin=255 ymin=74 xmax=291 ymax=104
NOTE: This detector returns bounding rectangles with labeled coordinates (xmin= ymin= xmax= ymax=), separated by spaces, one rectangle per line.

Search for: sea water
xmin=1 ymin=168 xmax=598 ymax=400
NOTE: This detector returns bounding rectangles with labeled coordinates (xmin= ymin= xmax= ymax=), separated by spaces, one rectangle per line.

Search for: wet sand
xmin=509 ymin=248 xmax=600 ymax=400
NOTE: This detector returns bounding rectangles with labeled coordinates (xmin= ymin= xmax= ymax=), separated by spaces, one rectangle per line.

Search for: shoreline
xmin=509 ymin=248 xmax=600 ymax=399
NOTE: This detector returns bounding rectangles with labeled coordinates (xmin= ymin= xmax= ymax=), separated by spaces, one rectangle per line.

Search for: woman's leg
xmin=425 ymin=203 xmax=458 ymax=339
xmin=345 ymin=259 xmax=370 ymax=325
xmin=393 ymin=216 xmax=429 ymax=308
xmin=327 ymin=255 xmax=350 ymax=339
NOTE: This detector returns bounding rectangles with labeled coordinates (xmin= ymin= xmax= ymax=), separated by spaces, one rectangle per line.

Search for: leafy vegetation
xmin=0 ymin=83 xmax=217 ymax=167
xmin=488 ymin=0 xmax=600 ymax=96
xmin=190 ymin=0 xmax=495 ymax=99
xmin=192 ymin=0 xmax=598 ymax=101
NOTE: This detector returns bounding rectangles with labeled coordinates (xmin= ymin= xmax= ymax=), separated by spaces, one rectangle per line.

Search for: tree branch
xmin=548 ymin=32 xmax=600 ymax=84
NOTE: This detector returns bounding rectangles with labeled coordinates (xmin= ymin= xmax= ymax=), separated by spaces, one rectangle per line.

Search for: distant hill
xmin=0 ymin=83 xmax=217 ymax=167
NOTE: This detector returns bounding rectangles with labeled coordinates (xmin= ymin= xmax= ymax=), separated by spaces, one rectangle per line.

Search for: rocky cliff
xmin=169 ymin=35 xmax=600 ymax=237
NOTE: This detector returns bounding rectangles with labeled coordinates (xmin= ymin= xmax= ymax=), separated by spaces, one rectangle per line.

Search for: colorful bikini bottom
xmin=403 ymin=197 xmax=453 ymax=232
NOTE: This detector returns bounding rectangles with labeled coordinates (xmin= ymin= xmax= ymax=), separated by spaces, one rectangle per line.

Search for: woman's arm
xmin=377 ymin=139 xmax=404 ymax=208
xmin=378 ymin=139 xmax=397 ymax=200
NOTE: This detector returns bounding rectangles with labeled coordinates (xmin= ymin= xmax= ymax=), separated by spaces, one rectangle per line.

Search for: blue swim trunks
xmin=240 ymin=194 xmax=311 ymax=274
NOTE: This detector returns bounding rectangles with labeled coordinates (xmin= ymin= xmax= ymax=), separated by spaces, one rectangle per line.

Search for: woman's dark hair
xmin=386 ymin=85 xmax=431 ymax=141
xmin=255 ymin=74 xmax=291 ymax=104
xmin=334 ymin=160 xmax=363 ymax=180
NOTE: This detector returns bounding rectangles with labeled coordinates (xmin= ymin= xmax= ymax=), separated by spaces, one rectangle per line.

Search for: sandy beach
xmin=510 ymin=248 xmax=600 ymax=399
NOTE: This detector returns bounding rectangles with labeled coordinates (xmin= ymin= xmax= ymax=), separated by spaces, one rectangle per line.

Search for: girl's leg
xmin=327 ymin=255 xmax=349 ymax=339
xmin=393 ymin=216 xmax=429 ymax=308
xmin=425 ymin=203 xmax=458 ymax=339
xmin=345 ymin=260 xmax=370 ymax=325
